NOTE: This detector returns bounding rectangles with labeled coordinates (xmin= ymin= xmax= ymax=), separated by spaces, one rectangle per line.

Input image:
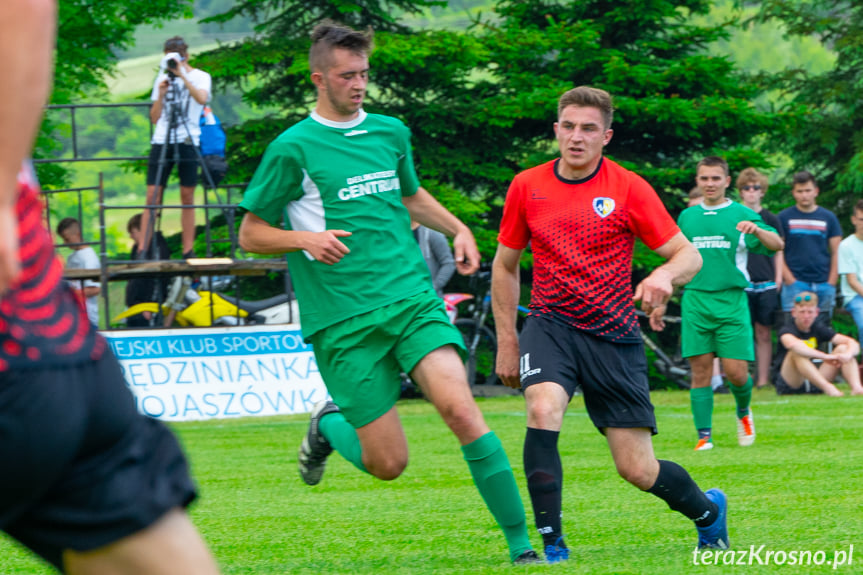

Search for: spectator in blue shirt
xmin=778 ymin=171 xmax=842 ymax=317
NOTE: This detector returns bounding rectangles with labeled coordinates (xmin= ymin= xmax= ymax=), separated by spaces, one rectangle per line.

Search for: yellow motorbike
xmin=113 ymin=276 xmax=298 ymax=327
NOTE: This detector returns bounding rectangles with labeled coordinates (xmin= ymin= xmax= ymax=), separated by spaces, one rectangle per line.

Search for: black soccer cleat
xmin=298 ymin=400 xmax=340 ymax=485
xmin=513 ymin=550 xmax=545 ymax=565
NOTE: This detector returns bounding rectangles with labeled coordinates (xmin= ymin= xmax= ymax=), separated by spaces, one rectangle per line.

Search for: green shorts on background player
xmin=657 ymin=156 xmax=783 ymax=451
xmin=238 ymin=20 xmax=540 ymax=565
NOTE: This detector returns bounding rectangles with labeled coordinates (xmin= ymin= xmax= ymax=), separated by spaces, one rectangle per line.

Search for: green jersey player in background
xmin=651 ymin=157 xmax=783 ymax=451
xmin=238 ymin=20 xmax=541 ymax=565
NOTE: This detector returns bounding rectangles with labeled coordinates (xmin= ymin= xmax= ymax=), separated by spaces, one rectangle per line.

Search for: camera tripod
xmin=142 ymin=71 xmax=237 ymax=259
xmin=135 ymin=70 xmax=239 ymax=326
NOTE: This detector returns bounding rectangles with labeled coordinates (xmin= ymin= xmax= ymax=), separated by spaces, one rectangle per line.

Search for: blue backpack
xmin=199 ymin=106 xmax=227 ymax=185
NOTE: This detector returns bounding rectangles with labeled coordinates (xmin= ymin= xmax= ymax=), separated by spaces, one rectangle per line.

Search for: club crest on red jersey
xmin=593 ymin=197 xmax=615 ymax=218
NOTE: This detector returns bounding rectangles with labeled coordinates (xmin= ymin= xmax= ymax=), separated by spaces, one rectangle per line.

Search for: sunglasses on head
xmin=741 ymin=184 xmax=762 ymax=191
xmin=795 ymin=294 xmax=813 ymax=303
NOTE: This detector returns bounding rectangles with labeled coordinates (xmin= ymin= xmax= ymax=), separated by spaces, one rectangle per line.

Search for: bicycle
xmin=635 ymin=310 xmax=691 ymax=390
xmin=448 ymin=269 xmax=529 ymax=387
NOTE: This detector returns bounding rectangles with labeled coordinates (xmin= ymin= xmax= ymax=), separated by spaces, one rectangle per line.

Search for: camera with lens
xmin=160 ymin=52 xmax=183 ymax=77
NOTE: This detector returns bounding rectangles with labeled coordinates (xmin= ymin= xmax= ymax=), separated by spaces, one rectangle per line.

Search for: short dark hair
xmin=56 ymin=217 xmax=79 ymax=237
xmin=164 ymin=36 xmax=188 ymax=55
xmin=309 ymin=20 xmax=373 ymax=73
xmin=855 ymin=199 xmax=863 ymax=214
xmin=792 ymin=170 xmax=817 ymax=188
xmin=697 ymin=156 xmax=729 ymax=177
xmin=557 ymin=86 xmax=614 ymax=129
xmin=128 ymin=213 xmax=142 ymax=234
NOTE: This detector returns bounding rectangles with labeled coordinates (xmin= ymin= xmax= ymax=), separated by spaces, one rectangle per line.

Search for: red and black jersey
xmin=499 ymin=158 xmax=678 ymax=342
xmin=0 ymin=163 xmax=102 ymax=372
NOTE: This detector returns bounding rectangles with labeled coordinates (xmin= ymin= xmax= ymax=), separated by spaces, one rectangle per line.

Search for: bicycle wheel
xmin=454 ymin=319 xmax=498 ymax=386
xmin=641 ymin=330 xmax=691 ymax=390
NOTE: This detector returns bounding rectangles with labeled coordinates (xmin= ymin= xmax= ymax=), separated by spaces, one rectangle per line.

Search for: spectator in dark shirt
xmin=738 ymin=168 xmax=784 ymax=388
xmin=125 ymin=213 xmax=170 ymax=327
xmin=775 ymin=291 xmax=863 ymax=397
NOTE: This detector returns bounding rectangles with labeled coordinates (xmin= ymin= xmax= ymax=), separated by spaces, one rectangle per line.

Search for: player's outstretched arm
xmin=492 ymin=243 xmax=523 ymax=389
xmin=633 ymin=232 xmax=701 ymax=315
xmin=403 ymin=187 xmax=479 ymax=275
xmin=238 ymin=211 xmax=351 ymax=265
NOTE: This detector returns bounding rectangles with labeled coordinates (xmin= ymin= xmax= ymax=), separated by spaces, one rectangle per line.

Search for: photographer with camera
xmin=140 ymin=36 xmax=211 ymax=259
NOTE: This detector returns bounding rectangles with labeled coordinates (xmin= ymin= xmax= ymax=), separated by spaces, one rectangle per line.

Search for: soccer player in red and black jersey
xmin=492 ymin=86 xmax=730 ymax=561
xmin=0 ymin=2 xmax=221 ymax=573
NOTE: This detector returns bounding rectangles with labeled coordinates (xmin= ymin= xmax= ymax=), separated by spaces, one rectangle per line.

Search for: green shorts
xmin=681 ymin=289 xmax=754 ymax=360
xmin=308 ymin=290 xmax=466 ymax=428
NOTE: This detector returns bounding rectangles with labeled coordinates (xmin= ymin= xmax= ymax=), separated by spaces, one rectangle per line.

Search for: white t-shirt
xmin=839 ymin=234 xmax=863 ymax=302
xmin=66 ymin=246 xmax=101 ymax=326
xmin=150 ymin=68 xmax=212 ymax=146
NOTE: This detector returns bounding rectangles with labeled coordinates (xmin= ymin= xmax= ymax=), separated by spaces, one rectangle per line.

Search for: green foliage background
xmin=41 ymin=0 xmax=863 ymax=277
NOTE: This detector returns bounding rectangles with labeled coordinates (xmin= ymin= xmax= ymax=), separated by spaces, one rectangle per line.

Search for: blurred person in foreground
xmin=0 ymin=2 xmax=222 ymax=573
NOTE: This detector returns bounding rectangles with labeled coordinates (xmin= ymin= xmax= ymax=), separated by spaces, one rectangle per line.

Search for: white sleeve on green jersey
xmin=240 ymin=138 xmax=305 ymax=226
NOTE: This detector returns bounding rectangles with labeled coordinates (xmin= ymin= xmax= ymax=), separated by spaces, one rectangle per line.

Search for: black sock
xmin=646 ymin=460 xmax=719 ymax=527
xmin=524 ymin=427 xmax=566 ymax=547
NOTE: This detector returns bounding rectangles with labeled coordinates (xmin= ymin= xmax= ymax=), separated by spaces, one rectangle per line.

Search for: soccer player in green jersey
xmin=653 ymin=157 xmax=783 ymax=451
xmin=237 ymin=20 xmax=541 ymax=565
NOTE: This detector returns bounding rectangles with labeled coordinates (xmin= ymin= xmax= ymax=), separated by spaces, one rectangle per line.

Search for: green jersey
xmin=239 ymin=110 xmax=431 ymax=338
xmin=678 ymin=199 xmax=777 ymax=292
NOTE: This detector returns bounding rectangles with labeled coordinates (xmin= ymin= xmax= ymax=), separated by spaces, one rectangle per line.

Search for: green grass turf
xmin=3 ymin=387 xmax=862 ymax=573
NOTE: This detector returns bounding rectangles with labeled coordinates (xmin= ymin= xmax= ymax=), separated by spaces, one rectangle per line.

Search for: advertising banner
xmin=102 ymin=325 xmax=328 ymax=421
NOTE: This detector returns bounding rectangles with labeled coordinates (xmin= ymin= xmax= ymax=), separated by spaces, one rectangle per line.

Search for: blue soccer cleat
xmin=696 ymin=488 xmax=729 ymax=550
xmin=545 ymin=537 xmax=570 ymax=564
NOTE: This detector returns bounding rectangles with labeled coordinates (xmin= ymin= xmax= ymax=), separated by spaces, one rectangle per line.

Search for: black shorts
xmin=747 ymin=287 xmax=780 ymax=327
xmin=773 ymin=372 xmax=823 ymax=395
xmin=0 ymin=350 xmax=196 ymax=571
xmin=519 ymin=316 xmax=657 ymax=434
xmin=146 ymin=142 xmax=199 ymax=187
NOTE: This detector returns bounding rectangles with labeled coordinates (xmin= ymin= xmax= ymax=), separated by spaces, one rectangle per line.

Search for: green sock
xmin=730 ymin=375 xmax=754 ymax=418
xmin=690 ymin=386 xmax=714 ymax=435
xmin=462 ymin=431 xmax=533 ymax=562
xmin=318 ymin=411 xmax=367 ymax=473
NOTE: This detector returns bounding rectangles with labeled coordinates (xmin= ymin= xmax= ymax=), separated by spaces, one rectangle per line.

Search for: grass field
xmin=2 ymin=388 xmax=861 ymax=574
